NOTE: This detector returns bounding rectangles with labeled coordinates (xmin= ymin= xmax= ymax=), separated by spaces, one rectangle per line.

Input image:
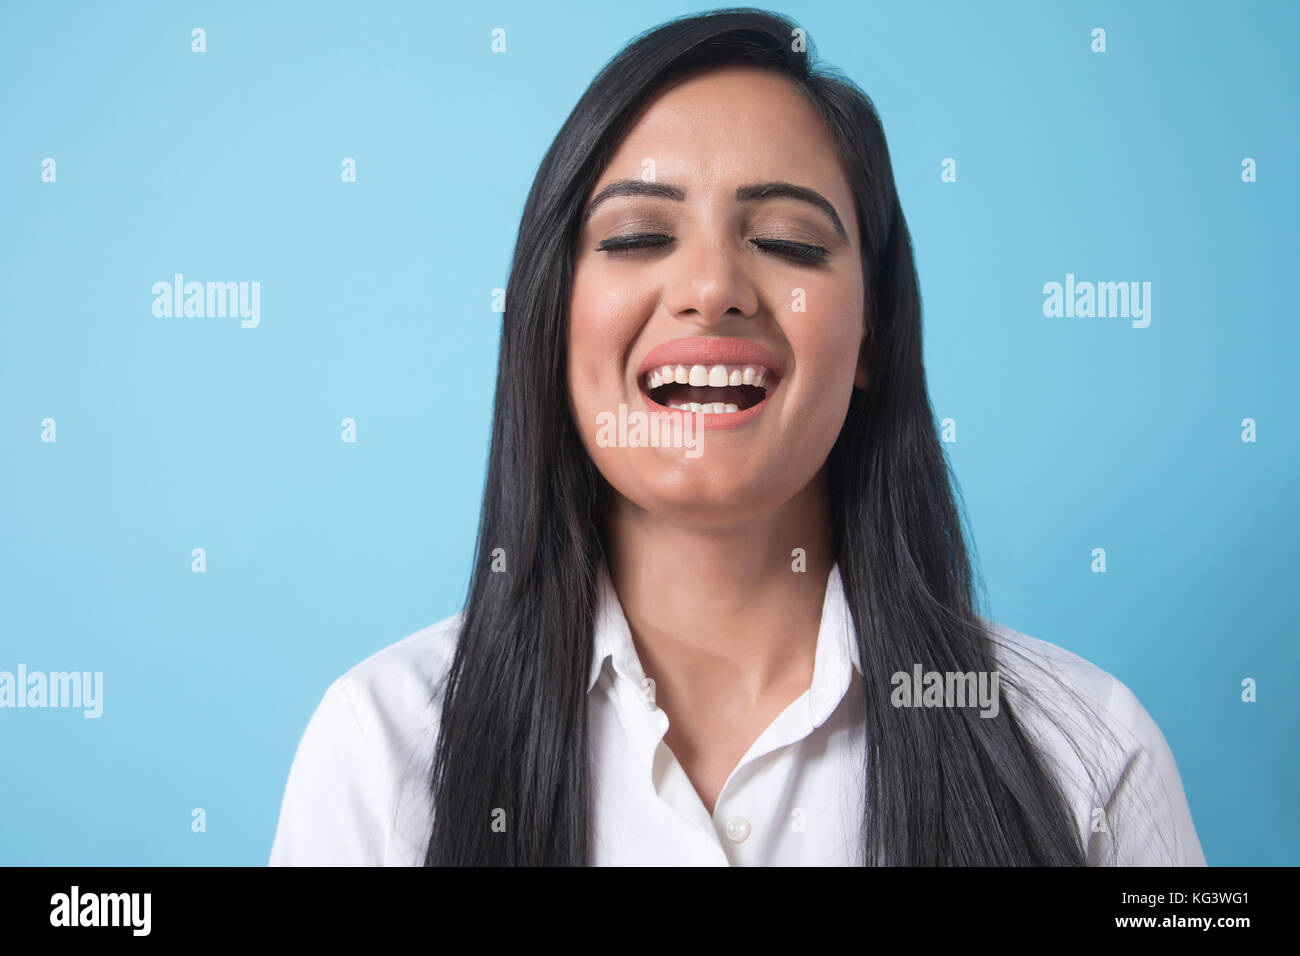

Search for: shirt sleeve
xmin=1088 ymin=676 xmax=1207 ymax=866
xmin=268 ymin=676 xmax=390 ymax=866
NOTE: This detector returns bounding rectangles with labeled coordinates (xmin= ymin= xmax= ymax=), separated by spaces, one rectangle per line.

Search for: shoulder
xmin=981 ymin=616 xmax=1121 ymax=717
xmin=332 ymin=610 xmax=464 ymax=741
xmin=268 ymin=611 xmax=463 ymax=867
xmin=979 ymin=617 xmax=1206 ymax=866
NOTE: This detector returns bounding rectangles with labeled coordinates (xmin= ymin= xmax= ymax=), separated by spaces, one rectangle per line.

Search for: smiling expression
xmin=567 ymin=64 xmax=868 ymax=522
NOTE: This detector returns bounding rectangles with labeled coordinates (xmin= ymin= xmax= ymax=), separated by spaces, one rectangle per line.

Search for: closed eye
xmin=750 ymin=237 xmax=829 ymax=264
xmin=596 ymin=233 xmax=829 ymax=264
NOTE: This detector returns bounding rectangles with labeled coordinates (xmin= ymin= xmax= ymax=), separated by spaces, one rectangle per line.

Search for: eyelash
xmin=596 ymin=233 xmax=829 ymax=264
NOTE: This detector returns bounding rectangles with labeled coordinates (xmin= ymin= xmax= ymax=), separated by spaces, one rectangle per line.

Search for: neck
xmin=603 ymin=475 xmax=834 ymax=704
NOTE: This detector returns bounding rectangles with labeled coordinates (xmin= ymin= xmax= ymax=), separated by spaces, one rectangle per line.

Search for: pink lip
xmin=638 ymin=386 xmax=773 ymax=430
xmin=635 ymin=336 xmax=783 ymax=431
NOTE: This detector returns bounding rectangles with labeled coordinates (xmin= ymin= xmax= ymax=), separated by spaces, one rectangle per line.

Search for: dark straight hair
xmin=425 ymin=7 xmax=1096 ymax=866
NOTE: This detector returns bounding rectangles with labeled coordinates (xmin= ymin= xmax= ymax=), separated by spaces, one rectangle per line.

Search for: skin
xmin=567 ymin=64 xmax=869 ymax=815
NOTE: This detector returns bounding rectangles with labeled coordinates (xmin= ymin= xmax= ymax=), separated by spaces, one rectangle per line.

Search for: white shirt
xmin=269 ymin=563 xmax=1206 ymax=866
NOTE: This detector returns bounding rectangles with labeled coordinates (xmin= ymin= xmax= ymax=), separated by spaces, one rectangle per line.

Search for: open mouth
xmin=641 ymin=363 xmax=777 ymax=415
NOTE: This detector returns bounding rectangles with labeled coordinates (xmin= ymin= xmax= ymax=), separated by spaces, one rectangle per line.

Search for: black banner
xmin=0 ymin=865 xmax=1283 ymax=941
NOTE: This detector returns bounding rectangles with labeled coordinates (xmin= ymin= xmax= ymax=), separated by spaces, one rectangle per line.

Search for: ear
xmin=853 ymin=326 xmax=871 ymax=390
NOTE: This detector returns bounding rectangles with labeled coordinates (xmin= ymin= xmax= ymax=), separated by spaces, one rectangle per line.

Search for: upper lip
xmin=635 ymin=337 xmax=784 ymax=380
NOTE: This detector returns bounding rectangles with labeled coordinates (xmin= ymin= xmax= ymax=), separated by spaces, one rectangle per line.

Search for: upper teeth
xmin=644 ymin=364 xmax=773 ymax=391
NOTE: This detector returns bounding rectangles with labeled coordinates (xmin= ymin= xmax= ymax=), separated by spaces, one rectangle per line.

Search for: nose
xmin=660 ymin=232 xmax=761 ymax=330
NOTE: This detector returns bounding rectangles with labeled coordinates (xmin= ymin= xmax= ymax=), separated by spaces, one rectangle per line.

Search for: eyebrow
xmin=582 ymin=179 xmax=849 ymax=243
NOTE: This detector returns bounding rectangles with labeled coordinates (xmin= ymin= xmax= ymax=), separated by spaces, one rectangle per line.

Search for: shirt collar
xmin=587 ymin=563 xmax=862 ymax=724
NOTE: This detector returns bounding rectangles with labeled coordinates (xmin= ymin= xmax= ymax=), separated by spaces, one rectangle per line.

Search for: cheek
xmin=783 ymin=306 xmax=864 ymax=446
xmin=799 ymin=285 xmax=864 ymax=379
xmin=566 ymin=275 xmax=652 ymax=466
xmin=568 ymin=275 xmax=643 ymax=394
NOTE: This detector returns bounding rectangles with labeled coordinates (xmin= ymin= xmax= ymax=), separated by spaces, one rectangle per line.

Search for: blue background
xmin=1 ymin=0 xmax=1295 ymax=865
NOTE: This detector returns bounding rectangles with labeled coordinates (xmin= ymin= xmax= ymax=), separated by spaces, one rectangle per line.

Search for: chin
xmin=610 ymin=459 xmax=789 ymax=524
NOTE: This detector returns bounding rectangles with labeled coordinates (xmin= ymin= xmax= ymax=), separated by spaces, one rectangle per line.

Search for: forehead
xmin=596 ymin=65 xmax=850 ymax=202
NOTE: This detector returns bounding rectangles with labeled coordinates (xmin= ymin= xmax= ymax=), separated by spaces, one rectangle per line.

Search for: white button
xmin=640 ymin=677 xmax=656 ymax=710
xmin=725 ymin=817 xmax=751 ymax=843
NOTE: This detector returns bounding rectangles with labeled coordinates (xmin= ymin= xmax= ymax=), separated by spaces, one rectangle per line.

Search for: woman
xmin=269 ymin=8 xmax=1204 ymax=866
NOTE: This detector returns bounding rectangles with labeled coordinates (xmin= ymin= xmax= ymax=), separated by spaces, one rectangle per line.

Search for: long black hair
xmin=424 ymin=7 xmax=1105 ymax=866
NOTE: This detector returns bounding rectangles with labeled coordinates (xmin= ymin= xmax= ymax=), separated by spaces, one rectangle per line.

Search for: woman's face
xmin=568 ymin=65 xmax=867 ymax=525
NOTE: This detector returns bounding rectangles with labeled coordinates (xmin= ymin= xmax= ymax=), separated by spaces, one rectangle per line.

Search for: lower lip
xmin=638 ymin=383 xmax=777 ymax=430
